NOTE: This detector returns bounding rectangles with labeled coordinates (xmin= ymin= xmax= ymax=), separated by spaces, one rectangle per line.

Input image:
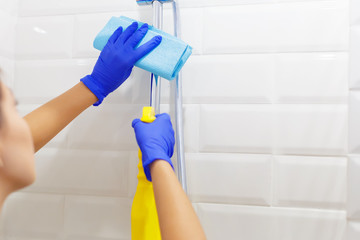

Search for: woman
xmin=0 ymin=22 xmax=206 ymax=240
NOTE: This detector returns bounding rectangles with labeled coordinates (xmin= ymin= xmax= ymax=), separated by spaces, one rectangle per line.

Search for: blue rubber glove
xmin=132 ymin=113 xmax=175 ymax=181
xmin=81 ymin=22 xmax=162 ymax=106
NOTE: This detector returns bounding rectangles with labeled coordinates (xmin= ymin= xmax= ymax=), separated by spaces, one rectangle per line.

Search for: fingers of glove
xmin=155 ymin=113 xmax=171 ymax=122
xmin=132 ymin=118 xmax=141 ymax=128
xmin=107 ymin=26 xmax=123 ymax=45
xmin=116 ymin=22 xmax=138 ymax=45
xmin=134 ymin=36 xmax=162 ymax=62
xmin=156 ymin=113 xmax=175 ymax=140
xmin=127 ymin=23 xmax=149 ymax=48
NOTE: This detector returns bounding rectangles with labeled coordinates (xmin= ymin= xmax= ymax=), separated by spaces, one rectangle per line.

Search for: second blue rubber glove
xmin=81 ymin=22 xmax=162 ymax=106
xmin=132 ymin=113 xmax=175 ymax=181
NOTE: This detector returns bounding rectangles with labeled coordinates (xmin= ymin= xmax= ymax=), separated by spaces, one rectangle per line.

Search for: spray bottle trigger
xmin=141 ymin=107 xmax=156 ymax=123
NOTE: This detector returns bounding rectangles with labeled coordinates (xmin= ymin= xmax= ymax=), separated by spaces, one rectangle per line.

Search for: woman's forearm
xmin=24 ymin=82 xmax=97 ymax=152
xmin=150 ymin=160 xmax=206 ymax=240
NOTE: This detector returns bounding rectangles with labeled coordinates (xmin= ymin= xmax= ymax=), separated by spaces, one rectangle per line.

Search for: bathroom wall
xmin=0 ymin=0 xmax=355 ymax=239
xmin=0 ymin=0 xmax=17 ymax=89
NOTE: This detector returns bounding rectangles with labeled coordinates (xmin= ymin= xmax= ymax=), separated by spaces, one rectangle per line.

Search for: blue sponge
xmin=94 ymin=16 xmax=192 ymax=81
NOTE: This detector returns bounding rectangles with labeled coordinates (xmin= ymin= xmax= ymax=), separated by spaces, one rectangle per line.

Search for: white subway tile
xmin=0 ymin=13 xmax=16 ymax=58
xmin=67 ymin=104 xmax=141 ymax=152
xmin=199 ymin=104 xmax=273 ymax=154
xmin=73 ymin=13 xmax=116 ymax=59
xmin=64 ymin=195 xmax=131 ymax=239
xmin=0 ymin=203 xmax=4 ymax=238
xmin=203 ymin=4 xmax=277 ymax=54
xmin=0 ymin=0 xmax=18 ymax=15
xmin=1 ymin=192 xmax=64 ymax=238
xmin=350 ymin=27 xmax=360 ymax=90
xmin=273 ymin=155 xmax=346 ymax=209
xmin=14 ymin=59 xmax=95 ymax=104
xmin=16 ymin=16 xmax=74 ymax=60
xmin=163 ymin=8 xmax=203 ymax=55
xmin=197 ymin=203 xmax=346 ymax=240
xmin=274 ymin=53 xmax=348 ymax=104
xmin=186 ymin=153 xmax=271 ymax=205
xmin=18 ymin=0 xmax=138 ymax=17
xmin=274 ymin=1 xmax=348 ymax=52
xmin=0 ymin=237 xmax=57 ymax=240
xmin=348 ymin=156 xmax=360 ymax=220
xmin=178 ymin=8 xmax=203 ymax=55
xmin=73 ymin=11 xmax=145 ymax=58
xmin=180 ymin=0 xmax=334 ymax=8
xmin=197 ymin=204 xmax=275 ymax=240
xmin=22 ymin=148 xmax=130 ymax=197
xmin=180 ymin=0 xmax=276 ymax=8
xmin=0 ymin=57 xmax=15 ymax=88
xmin=347 ymin=221 xmax=360 ymax=240
xmin=184 ymin=104 xmax=200 ymax=152
xmin=274 ymin=104 xmax=347 ymax=156
xmin=182 ymin=55 xmax=273 ymax=104
xmin=160 ymin=75 xmax=172 ymax=105
xmin=351 ymin=0 xmax=360 ymax=26
xmin=349 ymin=91 xmax=360 ymax=153
xmin=203 ymin=1 xmax=348 ymax=54
xmin=130 ymin=68 xmax=155 ymax=105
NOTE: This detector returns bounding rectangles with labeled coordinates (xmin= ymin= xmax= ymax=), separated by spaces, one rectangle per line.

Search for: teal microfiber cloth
xmin=93 ymin=16 xmax=192 ymax=81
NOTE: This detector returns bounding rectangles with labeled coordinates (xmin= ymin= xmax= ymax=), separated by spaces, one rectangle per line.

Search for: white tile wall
xmin=347 ymin=221 xmax=360 ymax=240
xmin=274 ymin=53 xmax=348 ymax=104
xmin=186 ymin=153 xmax=272 ymax=205
xmin=0 ymin=56 xmax=15 ymax=88
xmin=0 ymin=1 xmax=16 ymax=95
xmin=14 ymin=59 xmax=94 ymax=103
xmin=182 ymin=52 xmax=348 ymax=104
xmin=200 ymin=104 xmax=273 ymax=154
xmin=203 ymin=1 xmax=349 ymax=54
xmin=348 ymin=156 xmax=360 ymax=220
xmin=16 ymin=16 xmax=74 ymax=60
xmin=64 ymin=195 xmax=131 ymax=239
xmin=23 ymin=149 xmax=131 ymax=197
xmin=0 ymin=12 xmax=16 ymax=59
xmin=18 ymin=0 xmax=138 ymax=17
xmin=274 ymin=104 xmax=347 ymax=156
xmin=183 ymin=104 xmax=200 ymax=152
xmin=73 ymin=11 xmax=145 ymax=59
xmin=1 ymin=192 xmax=64 ymax=239
xmin=351 ymin=0 xmax=360 ymax=24
xmin=180 ymin=0 xmax=276 ymax=8
xmin=197 ymin=203 xmax=346 ymax=240
xmin=163 ymin=8 xmax=204 ymax=55
xmin=0 ymin=0 xmax=18 ymax=16
xmin=273 ymin=155 xmax=347 ymax=209
xmin=182 ymin=54 xmax=274 ymax=104
xmin=66 ymin=104 xmax=141 ymax=152
xmin=348 ymin=2 xmax=360 ymax=240
xmin=350 ymin=26 xmax=360 ymax=90
xmin=0 ymin=0 xmax=353 ymax=239
xmin=349 ymin=92 xmax=360 ymax=153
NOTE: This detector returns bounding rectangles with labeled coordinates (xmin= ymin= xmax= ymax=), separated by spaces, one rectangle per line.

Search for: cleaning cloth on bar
xmin=94 ymin=16 xmax=192 ymax=81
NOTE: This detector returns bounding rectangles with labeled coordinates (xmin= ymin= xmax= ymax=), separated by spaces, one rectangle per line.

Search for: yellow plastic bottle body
xmin=131 ymin=107 xmax=161 ymax=240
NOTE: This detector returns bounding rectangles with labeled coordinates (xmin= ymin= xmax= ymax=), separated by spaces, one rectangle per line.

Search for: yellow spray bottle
xmin=131 ymin=106 xmax=161 ymax=240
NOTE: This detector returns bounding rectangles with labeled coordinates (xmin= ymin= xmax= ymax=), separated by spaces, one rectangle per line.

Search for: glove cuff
xmin=80 ymin=75 xmax=106 ymax=106
xmin=143 ymin=155 xmax=174 ymax=182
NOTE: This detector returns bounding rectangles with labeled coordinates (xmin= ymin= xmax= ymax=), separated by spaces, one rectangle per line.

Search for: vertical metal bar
xmin=151 ymin=1 xmax=163 ymax=114
xmin=145 ymin=0 xmax=188 ymax=193
xmin=172 ymin=1 xmax=187 ymax=193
